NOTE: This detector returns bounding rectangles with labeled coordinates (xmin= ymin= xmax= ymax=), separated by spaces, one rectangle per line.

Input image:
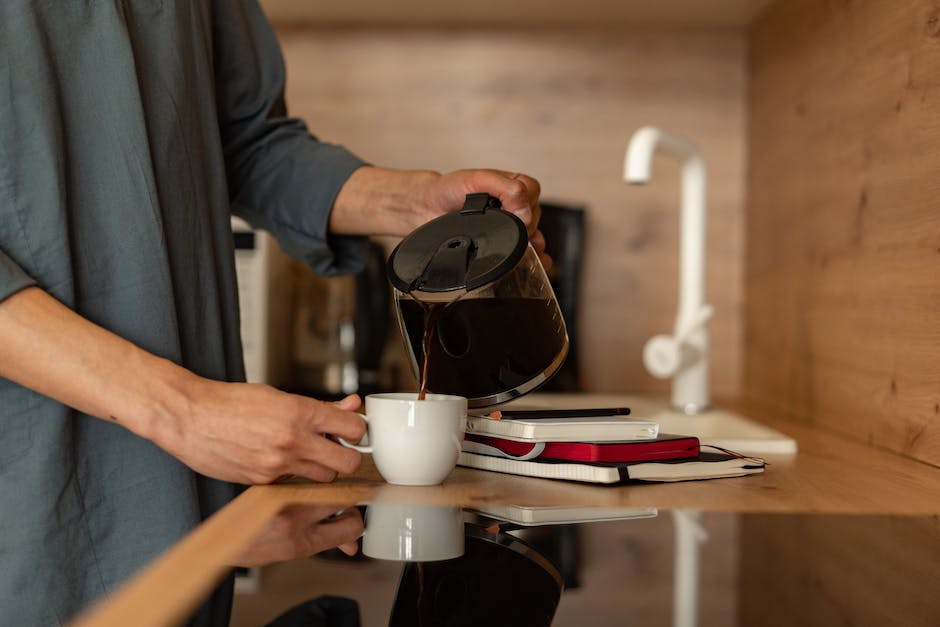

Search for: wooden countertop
xmin=71 ymin=394 xmax=940 ymax=627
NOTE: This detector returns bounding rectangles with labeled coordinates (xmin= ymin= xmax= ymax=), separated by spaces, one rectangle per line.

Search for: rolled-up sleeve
xmin=211 ymin=0 xmax=367 ymax=276
xmin=0 ymin=249 xmax=36 ymax=303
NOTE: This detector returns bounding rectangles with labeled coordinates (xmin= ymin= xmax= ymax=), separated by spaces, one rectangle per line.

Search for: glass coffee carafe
xmin=387 ymin=193 xmax=569 ymax=408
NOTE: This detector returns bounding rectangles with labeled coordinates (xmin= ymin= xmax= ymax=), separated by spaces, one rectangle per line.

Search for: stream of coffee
xmin=417 ymin=303 xmax=444 ymax=401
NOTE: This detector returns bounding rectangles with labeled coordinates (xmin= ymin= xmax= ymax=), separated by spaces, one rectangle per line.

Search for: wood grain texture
xmin=741 ymin=3 xmax=940 ymax=622
xmin=71 ymin=393 xmax=940 ymax=627
xmin=739 ymin=514 xmax=940 ymax=627
xmin=744 ymin=0 xmax=940 ymax=465
xmin=276 ymin=27 xmax=747 ymax=398
xmin=259 ymin=0 xmax=774 ymax=28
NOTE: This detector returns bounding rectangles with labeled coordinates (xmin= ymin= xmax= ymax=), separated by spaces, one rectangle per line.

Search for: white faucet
xmin=624 ymin=126 xmax=713 ymax=415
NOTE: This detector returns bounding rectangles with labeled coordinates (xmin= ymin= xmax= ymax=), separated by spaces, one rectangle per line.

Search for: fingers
xmin=332 ymin=394 xmax=361 ymax=411
xmin=275 ymin=396 xmax=366 ymax=477
xmin=527 ymin=229 xmax=554 ymax=271
xmin=241 ymin=391 xmax=365 ymax=481
xmin=307 ymin=397 xmax=367 ymax=443
xmin=530 ymin=229 xmax=546 ymax=256
xmin=287 ymin=459 xmax=340 ymax=483
xmin=163 ymin=380 xmax=370 ymax=485
xmin=467 ymin=170 xmax=542 ymax=235
xmin=303 ymin=508 xmax=364 ymax=556
xmin=539 ymin=253 xmax=554 ymax=273
xmin=456 ymin=169 xmax=553 ymax=273
xmin=297 ymin=438 xmax=362 ymax=477
xmin=232 ymin=505 xmax=364 ymax=566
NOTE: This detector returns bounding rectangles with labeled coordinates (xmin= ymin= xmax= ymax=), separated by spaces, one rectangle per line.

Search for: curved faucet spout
xmin=624 ymin=125 xmax=711 ymax=415
xmin=624 ymin=125 xmax=702 ymax=184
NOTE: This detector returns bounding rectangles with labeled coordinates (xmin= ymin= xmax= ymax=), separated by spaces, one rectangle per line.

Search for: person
xmin=0 ymin=1 xmax=546 ymax=625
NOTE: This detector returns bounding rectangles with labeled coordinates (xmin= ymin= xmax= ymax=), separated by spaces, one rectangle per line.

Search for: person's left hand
xmin=230 ymin=504 xmax=364 ymax=567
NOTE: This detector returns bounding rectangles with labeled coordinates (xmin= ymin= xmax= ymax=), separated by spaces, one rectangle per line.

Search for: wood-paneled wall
xmin=744 ymin=0 xmax=940 ymax=466
xmin=260 ymin=0 xmax=772 ymax=28
xmin=742 ymin=2 xmax=940 ymax=624
xmin=275 ymin=27 xmax=746 ymax=397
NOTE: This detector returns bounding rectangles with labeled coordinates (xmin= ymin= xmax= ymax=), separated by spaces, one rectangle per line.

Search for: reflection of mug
xmin=362 ymin=504 xmax=465 ymax=562
xmin=339 ymin=393 xmax=467 ymax=486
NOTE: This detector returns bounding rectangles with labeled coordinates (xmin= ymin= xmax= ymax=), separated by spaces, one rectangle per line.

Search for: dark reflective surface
xmin=390 ymin=524 xmax=562 ymax=627
xmin=227 ymin=504 xmax=940 ymax=627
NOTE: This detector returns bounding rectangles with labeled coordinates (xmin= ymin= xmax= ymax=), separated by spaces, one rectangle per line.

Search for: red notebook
xmin=462 ymin=433 xmax=700 ymax=463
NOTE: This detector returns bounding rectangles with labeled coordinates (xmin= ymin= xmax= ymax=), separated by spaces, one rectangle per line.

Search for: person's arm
xmin=0 ymin=286 xmax=365 ymax=485
xmin=328 ymin=166 xmax=549 ymax=267
xmin=212 ymin=0 xmax=369 ymax=277
xmin=212 ymin=1 xmax=549 ymax=273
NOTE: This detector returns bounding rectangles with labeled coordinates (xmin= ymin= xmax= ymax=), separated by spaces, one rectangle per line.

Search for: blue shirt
xmin=0 ymin=1 xmax=366 ymax=623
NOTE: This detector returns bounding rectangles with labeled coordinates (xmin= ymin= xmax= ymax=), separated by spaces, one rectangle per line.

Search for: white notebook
xmin=459 ymin=450 xmax=766 ymax=484
xmin=465 ymin=413 xmax=659 ymax=443
xmin=470 ymin=504 xmax=659 ymax=526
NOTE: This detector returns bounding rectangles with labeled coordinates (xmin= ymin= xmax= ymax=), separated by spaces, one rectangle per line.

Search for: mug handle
xmin=338 ymin=414 xmax=372 ymax=453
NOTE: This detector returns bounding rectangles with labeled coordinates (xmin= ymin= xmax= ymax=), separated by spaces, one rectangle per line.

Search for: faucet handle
xmin=675 ymin=305 xmax=713 ymax=344
xmin=643 ymin=334 xmax=684 ymax=379
xmin=643 ymin=305 xmax=713 ymax=379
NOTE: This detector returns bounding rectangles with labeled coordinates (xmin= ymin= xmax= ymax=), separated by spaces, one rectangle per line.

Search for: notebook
xmin=465 ymin=412 xmax=659 ymax=443
xmin=462 ymin=433 xmax=700 ymax=463
xmin=458 ymin=450 xmax=766 ymax=484
xmin=470 ymin=504 xmax=659 ymax=526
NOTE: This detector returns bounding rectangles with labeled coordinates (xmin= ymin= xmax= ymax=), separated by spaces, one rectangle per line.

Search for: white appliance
xmin=231 ymin=216 xmax=293 ymax=387
xmin=231 ymin=217 xmax=295 ymax=594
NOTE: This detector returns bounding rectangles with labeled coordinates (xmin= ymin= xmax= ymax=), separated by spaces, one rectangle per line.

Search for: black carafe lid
xmin=388 ymin=193 xmax=528 ymax=295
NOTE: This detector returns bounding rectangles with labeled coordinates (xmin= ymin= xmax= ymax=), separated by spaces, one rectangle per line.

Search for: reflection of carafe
xmin=387 ymin=193 xmax=569 ymax=408
xmin=390 ymin=524 xmax=562 ymax=627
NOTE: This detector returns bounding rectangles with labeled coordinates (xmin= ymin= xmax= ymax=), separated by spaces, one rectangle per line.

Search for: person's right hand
xmin=145 ymin=381 xmax=366 ymax=485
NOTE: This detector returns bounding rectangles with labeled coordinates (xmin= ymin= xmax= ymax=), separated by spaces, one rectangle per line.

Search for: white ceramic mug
xmin=362 ymin=503 xmax=465 ymax=561
xmin=339 ymin=393 xmax=467 ymax=486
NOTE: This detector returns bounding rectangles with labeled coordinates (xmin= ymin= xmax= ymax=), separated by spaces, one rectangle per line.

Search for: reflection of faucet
xmin=624 ymin=126 xmax=712 ymax=415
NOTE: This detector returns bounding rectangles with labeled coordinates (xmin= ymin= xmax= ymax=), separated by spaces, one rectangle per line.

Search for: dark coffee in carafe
xmin=388 ymin=193 xmax=569 ymax=409
xmin=404 ymin=298 xmax=566 ymax=401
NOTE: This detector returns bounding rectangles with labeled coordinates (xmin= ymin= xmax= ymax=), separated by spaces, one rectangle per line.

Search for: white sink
xmin=600 ymin=395 xmax=797 ymax=455
xmin=653 ymin=408 xmax=797 ymax=455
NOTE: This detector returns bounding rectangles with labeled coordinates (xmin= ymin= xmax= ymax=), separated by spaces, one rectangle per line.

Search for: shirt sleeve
xmin=0 ymin=249 xmax=37 ymax=303
xmin=211 ymin=0 xmax=368 ymax=277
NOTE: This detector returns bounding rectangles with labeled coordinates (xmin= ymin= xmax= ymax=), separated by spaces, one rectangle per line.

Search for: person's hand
xmin=145 ymin=383 xmax=366 ymax=485
xmin=231 ymin=504 xmax=364 ymax=567
xmin=329 ymin=166 xmax=552 ymax=270
xmin=415 ymin=169 xmax=550 ymax=270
